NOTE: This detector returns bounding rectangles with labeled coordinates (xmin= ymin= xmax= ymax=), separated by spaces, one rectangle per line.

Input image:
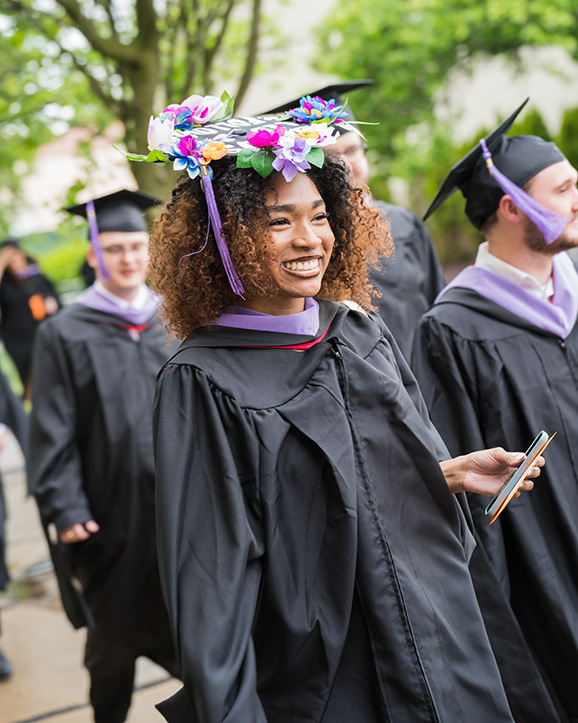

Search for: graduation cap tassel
xmin=86 ymin=200 xmax=111 ymax=281
xmin=201 ymin=168 xmax=245 ymax=297
xmin=479 ymin=139 xmax=568 ymax=245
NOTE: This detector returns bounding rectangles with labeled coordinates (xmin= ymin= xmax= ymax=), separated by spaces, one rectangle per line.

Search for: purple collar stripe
xmin=15 ymin=263 xmax=41 ymax=280
xmin=75 ymin=284 xmax=159 ymax=326
xmin=437 ymin=253 xmax=578 ymax=339
xmin=86 ymin=200 xmax=111 ymax=281
xmin=217 ymin=297 xmax=320 ymax=335
xmin=479 ymin=139 xmax=569 ymax=245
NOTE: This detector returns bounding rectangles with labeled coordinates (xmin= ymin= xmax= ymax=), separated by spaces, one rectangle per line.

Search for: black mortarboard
xmin=423 ymin=99 xmax=566 ymax=229
xmin=261 ymin=79 xmax=374 ymax=124
xmin=65 ymin=189 xmax=161 ymax=234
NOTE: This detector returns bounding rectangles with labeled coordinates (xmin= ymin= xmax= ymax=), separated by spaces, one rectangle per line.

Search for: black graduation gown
xmin=153 ymin=299 xmax=514 ymax=723
xmin=368 ymin=202 xmax=445 ymax=361
xmin=29 ymin=303 xmax=176 ymax=640
xmin=0 ymin=272 xmax=61 ymax=384
xmin=411 ymin=284 xmax=578 ymax=722
xmin=0 ymin=370 xmax=28 ymax=590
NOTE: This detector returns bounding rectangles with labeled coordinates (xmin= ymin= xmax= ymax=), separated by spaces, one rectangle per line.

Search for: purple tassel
xmin=201 ymin=169 xmax=245 ymax=297
xmin=479 ymin=139 xmax=568 ymax=244
xmin=86 ymin=200 xmax=111 ymax=280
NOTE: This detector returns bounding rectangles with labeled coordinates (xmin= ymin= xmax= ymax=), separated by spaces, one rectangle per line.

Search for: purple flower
xmin=272 ymin=136 xmax=311 ymax=182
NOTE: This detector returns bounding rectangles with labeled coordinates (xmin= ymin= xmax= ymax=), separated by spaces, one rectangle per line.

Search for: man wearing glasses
xmin=28 ymin=189 xmax=179 ymax=723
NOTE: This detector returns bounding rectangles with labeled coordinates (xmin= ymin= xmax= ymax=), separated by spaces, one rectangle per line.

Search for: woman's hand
xmin=441 ymin=447 xmax=544 ymax=496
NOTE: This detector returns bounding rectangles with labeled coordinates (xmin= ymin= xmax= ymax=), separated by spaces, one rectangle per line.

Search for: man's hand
xmin=59 ymin=520 xmax=100 ymax=544
xmin=441 ymin=447 xmax=544 ymax=496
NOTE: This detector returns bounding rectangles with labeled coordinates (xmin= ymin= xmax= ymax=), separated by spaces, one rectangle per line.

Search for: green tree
xmin=318 ymin=0 xmax=577 ymax=170
xmin=1 ymin=0 xmax=266 ymax=216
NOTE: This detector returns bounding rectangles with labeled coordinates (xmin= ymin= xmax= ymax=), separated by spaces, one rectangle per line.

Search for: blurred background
xmin=3 ymin=0 xmax=578 ymax=318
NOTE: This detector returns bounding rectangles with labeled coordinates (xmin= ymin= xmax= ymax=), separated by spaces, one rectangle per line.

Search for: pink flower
xmin=246 ymin=125 xmax=285 ymax=148
xmin=180 ymin=94 xmax=226 ymax=125
xmin=178 ymin=135 xmax=198 ymax=157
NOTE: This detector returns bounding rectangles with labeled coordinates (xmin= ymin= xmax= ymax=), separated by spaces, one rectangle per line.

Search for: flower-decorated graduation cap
xmin=66 ymin=189 xmax=161 ymax=280
xmin=120 ymin=90 xmax=368 ymax=296
xmin=423 ymin=98 xmax=569 ymax=244
xmin=262 ymin=79 xmax=374 ymax=127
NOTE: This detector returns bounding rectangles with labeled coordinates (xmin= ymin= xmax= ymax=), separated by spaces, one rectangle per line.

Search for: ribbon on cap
xmin=479 ymin=138 xmax=569 ymax=244
xmin=200 ymin=167 xmax=245 ymax=297
xmin=86 ymin=199 xmax=111 ymax=280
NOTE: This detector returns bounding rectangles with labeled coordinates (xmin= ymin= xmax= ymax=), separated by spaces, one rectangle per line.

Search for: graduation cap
xmin=423 ymin=98 xmax=567 ymax=231
xmin=124 ymin=89 xmax=374 ymax=296
xmin=261 ymin=79 xmax=374 ymax=126
xmin=65 ymin=189 xmax=161 ymax=234
xmin=65 ymin=189 xmax=161 ymax=281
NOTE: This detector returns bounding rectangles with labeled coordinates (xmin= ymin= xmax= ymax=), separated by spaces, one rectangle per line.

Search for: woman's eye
xmin=268 ymin=218 xmax=289 ymax=226
xmin=313 ymin=213 xmax=329 ymax=222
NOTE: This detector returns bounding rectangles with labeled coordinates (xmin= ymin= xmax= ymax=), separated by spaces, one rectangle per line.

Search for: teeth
xmin=283 ymin=259 xmax=319 ymax=271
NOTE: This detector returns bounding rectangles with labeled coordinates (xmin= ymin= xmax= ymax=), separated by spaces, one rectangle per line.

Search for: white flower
xmin=147 ymin=115 xmax=174 ymax=152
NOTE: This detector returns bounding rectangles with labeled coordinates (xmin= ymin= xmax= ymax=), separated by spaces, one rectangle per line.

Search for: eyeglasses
xmin=101 ymin=242 xmax=148 ymax=256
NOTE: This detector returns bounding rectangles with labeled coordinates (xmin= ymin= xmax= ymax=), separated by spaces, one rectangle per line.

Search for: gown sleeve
xmin=29 ymin=319 xmax=91 ymax=530
xmin=154 ymin=362 xmax=266 ymax=723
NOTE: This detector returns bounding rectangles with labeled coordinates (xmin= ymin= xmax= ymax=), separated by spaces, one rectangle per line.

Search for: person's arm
xmin=28 ymin=320 xmax=98 ymax=542
xmin=441 ymin=446 xmax=543 ymax=495
xmin=154 ymin=362 xmax=266 ymax=723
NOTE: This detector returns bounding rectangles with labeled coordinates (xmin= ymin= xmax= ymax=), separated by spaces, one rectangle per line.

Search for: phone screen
xmin=485 ymin=431 xmax=555 ymax=525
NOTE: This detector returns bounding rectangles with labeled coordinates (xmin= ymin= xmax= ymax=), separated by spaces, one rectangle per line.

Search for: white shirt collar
xmin=475 ymin=242 xmax=554 ymax=302
xmin=94 ymin=281 xmax=149 ymax=310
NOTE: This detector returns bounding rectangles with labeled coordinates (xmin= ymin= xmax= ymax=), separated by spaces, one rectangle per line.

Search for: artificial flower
xmin=201 ymin=141 xmax=229 ymax=163
xmin=272 ymin=136 xmax=311 ymax=182
xmin=171 ymin=135 xmax=203 ymax=179
xmin=246 ymin=124 xmax=285 ymax=149
xmin=180 ymin=94 xmax=226 ymax=125
xmin=147 ymin=115 xmax=175 ymax=153
xmin=288 ymin=96 xmax=349 ymax=125
xmin=161 ymin=105 xmax=194 ymax=129
xmin=293 ymin=123 xmax=338 ymax=148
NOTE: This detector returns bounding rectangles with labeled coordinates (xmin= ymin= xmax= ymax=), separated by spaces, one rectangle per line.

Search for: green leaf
xmin=236 ymin=148 xmax=257 ymax=168
xmin=145 ymin=149 xmax=170 ymax=163
xmin=306 ymin=147 xmax=325 ymax=168
xmin=212 ymin=90 xmax=235 ymax=122
xmin=251 ymin=151 xmax=275 ymax=177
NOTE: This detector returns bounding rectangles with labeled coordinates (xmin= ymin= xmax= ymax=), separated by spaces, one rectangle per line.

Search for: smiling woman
xmin=140 ymin=93 xmax=543 ymax=723
xmin=148 ymin=153 xmax=388 ymax=337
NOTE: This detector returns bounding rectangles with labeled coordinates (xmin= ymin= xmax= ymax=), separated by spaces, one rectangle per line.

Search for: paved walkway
xmin=0 ymin=432 xmax=181 ymax=723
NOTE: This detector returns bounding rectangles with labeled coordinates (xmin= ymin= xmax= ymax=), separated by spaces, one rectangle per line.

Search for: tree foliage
xmin=1 ymin=0 xmax=265 ymax=221
xmin=318 ymin=0 xmax=578 ymax=166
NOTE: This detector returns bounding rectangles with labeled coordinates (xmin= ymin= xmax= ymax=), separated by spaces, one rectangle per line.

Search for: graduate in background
xmin=412 ymin=99 xmax=578 ymax=720
xmin=264 ymin=81 xmax=446 ymax=362
xmin=28 ymin=190 xmax=179 ymax=723
xmin=0 ymin=239 xmax=61 ymax=401
xmin=0 ymin=369 xmax=28 ymax=681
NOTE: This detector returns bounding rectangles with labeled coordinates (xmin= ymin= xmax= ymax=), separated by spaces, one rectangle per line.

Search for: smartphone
xmin=485 ymin=430 xmax=556 ymax=525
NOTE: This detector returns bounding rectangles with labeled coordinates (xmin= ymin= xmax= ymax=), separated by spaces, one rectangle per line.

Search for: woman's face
xmin=243 ymin=172 xmax=335 ymax=315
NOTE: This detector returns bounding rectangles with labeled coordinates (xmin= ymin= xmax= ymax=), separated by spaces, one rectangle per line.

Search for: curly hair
xmin=148 ymin=153 xmax=393 ymax=338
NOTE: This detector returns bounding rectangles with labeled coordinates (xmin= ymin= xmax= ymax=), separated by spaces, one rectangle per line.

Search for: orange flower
xmin=202 ymin=141 xmax=228 ymax=162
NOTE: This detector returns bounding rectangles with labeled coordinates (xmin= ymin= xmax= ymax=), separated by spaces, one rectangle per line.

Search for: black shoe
xmin=0 ymin=648 xmax=13 ymax=681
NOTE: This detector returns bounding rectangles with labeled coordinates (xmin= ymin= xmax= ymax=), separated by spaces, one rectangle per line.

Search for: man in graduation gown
xmin=28 ymin=190 xmax=179 ymax=723
xmin=411 ymin=99 xmax=578 ymax=721
xmin=264 ymin=82 xmax=446 ymax=361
